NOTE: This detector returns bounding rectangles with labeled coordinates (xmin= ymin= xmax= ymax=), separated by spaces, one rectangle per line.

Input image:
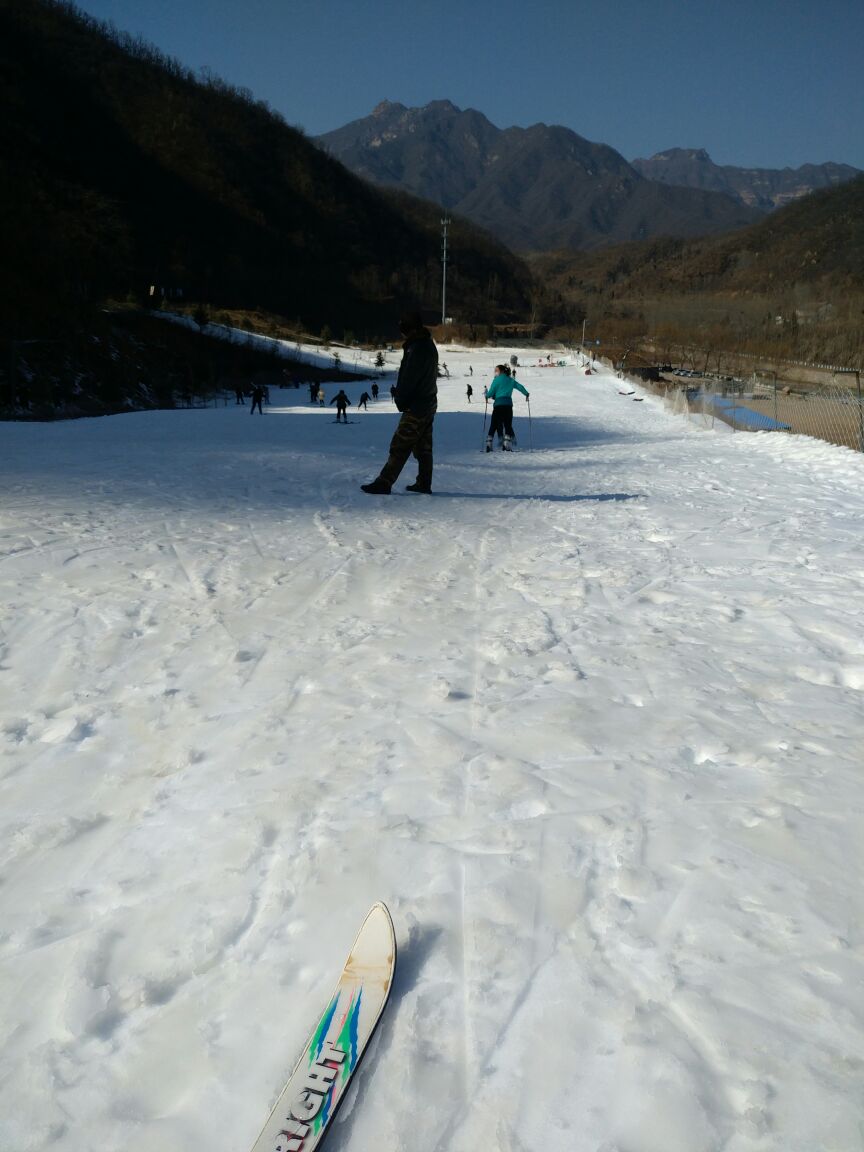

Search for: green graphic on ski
xmin=249 ymin=902 xmax=397 ymax=1152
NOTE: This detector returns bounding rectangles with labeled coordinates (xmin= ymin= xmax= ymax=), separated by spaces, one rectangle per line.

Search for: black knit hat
xmin=399 ymin=310 xmax=424 ymax=335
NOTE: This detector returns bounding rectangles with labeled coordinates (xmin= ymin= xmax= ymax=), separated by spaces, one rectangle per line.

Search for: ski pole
xmin=527 ymin=396 xmax=533 ymax=450
xmin=482 ymin=398 xmax=488 ymax=449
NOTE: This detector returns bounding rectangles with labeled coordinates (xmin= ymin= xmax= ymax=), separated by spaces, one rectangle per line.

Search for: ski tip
xmin=351 ymin=904 xmax=398 ymax=993
xmin=366 ymin=901 xmax=396 ymax=938
xmin=369 ymin=902 xmax=397 ymax=966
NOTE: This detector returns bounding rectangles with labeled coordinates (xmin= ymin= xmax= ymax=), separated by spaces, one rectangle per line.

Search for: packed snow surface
xmin=1 ymin=347 xmax=863 ymax=1152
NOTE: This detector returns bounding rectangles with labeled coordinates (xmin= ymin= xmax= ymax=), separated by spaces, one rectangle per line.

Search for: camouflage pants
xmin=378 ymin=410 xmax=436 ymax=488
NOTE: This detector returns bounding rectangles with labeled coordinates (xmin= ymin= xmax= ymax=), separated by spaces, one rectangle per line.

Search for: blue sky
xmin=74 ymin=0 xmax=864 ymax=170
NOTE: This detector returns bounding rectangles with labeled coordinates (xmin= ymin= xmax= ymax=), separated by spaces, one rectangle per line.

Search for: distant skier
xmin=309 ymin=382 xmax=318 ymax=403
xmin=317 ymin=387 xmax=326 ymax=407
xmin=484 ymin=364 xmax=529 ymax=451
xmin=358 ymin=391 xmax=371 ymax=410
xmin=371 ymin=382 xmax=379 ymax=400
xmin=466 ymin=382 xmax=473 ymax=403
xmin=235 ymin=384 xmax=245 ymax=405
xmin=250 ymin=383 xmax=265 ymax=415
xmin=331 ymin=389 xmax=350 ymax=422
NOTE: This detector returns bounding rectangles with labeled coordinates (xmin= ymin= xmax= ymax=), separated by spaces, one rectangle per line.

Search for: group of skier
xmin=306 ymin=381 xmax=382 ymax=410
xmin=244 ymin=312 xmax=531 ymax=494
xmin=329 ymin=387 xmax=378 ymax=422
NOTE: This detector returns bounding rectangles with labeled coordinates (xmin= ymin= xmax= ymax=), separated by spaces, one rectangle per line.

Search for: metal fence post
xmin=773 ymin=373 xmax=778 ymax=429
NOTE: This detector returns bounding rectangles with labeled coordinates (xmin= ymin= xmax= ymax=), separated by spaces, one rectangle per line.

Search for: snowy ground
xmin=1 ymin=347 xmax=863 ymax=1152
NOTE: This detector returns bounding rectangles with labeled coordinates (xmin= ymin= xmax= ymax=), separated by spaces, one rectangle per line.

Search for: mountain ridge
xmin=631 ymin=147 xmax=861 ymax=210
xmin=317 ymin=101 xmax=761 ymax=253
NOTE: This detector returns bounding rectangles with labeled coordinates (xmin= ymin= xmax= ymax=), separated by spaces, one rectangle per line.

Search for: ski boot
xmin=361 ymin=478 xmax=392 ymax=494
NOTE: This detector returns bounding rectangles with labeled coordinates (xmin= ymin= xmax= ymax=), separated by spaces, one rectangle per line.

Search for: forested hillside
xmin=0 ymin=0 xmax=531 ymax=342
xmin=532 ymin=177 xmax=864 ymax=366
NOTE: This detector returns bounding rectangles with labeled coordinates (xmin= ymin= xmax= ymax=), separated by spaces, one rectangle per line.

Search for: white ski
xmin=249 ymin=902 xmax=397 ymax=1152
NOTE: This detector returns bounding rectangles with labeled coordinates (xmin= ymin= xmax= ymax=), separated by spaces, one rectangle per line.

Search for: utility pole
xmin=441 ymin=214 xmax=451 ymax=326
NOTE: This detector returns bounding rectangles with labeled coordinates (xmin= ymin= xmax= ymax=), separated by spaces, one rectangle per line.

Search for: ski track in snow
xmin=1 ymin=351 xmax=863 ymax=1152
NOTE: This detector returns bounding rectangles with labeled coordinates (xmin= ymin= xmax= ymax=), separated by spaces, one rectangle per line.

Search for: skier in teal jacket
xmin=485 ymin=365 xmax=529 ymax=451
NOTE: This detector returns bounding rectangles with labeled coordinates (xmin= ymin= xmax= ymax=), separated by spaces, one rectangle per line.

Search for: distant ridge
xmin=532 ymin=174 xmax=864 ymax=320
xmin=631 ymin=148 xmax=861 ymax=210
xmin=317 ymin=101 xmax=761 ymax=252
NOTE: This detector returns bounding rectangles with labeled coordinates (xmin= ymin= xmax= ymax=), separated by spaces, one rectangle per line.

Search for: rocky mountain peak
xmin=316 ymin=103 xmax=760 ymax=251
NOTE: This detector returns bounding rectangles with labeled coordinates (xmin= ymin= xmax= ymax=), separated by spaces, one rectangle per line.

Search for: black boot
xmin=405 ymin=481 xmax=432 ymax=494
xmin=361 ymin=478 xmax=392 ymax=494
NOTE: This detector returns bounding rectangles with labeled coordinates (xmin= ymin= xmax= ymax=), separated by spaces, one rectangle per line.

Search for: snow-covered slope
xmin=1 ymin=350 xmax=862 ymax=1151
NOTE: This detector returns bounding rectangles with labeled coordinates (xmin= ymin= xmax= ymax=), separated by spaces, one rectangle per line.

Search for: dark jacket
xmin=394 ymin=330 xmax=438 ymax=415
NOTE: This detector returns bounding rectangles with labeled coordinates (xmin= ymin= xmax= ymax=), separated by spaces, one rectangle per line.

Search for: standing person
xmin=235 ymin=384 xmax=245 ymax=405
xmin=358 ymin=391 xmax=371 ymax=410
xmin=309 ymin=381 xmax=318 ymax=403
xmin=466 ymin=382 xmax=473 ymax=403
xmin=371 ymin=382 xmax=379 ymax=400
xmin=250 ymin=383 xmax=265 ymax=415
xmin=317 ymin=387 xmax=326 ymax=407
xmin=484 ymin=364 xmax=529 ymax=451
xmin=361 ymin=311 xmax=438 ymax=494
xmin=331 ymin=389 xmax=350 ymax=423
